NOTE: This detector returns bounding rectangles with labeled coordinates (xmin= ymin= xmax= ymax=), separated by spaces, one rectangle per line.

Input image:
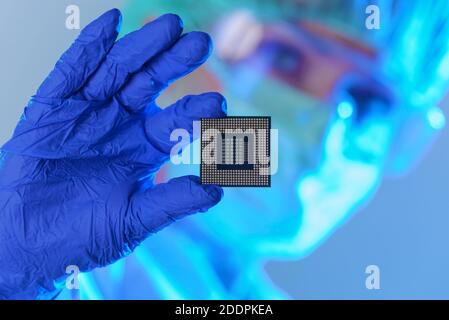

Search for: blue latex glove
xmin=0 ymin=9 xmax=226 ymax=299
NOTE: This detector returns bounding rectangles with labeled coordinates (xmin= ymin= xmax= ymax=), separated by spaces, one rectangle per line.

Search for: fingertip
xmin=177 ymin=32 xmax=213 ymax=64
xmin=85 ymin=8 xmax=122 ymax=35
xmin=198 ymin=184 xmax=224 ymax=213
xmin=203 ymin=184 xmax=224 ymax=203
xmin=144 ymin=92 xmax=228 ymax=153
xmin=167 ymin=13 xmax=184 ymax=29
xmin=139 ymin=31 xmax=212 ymax=86
xmin=113 ymin=9 xmax=123 ymax=33
xmin=186 ymin=175 xmax=224 ymax=206
xmin=155 ymin=13 xmax=184 ymax=37
xmin=186 ymin=175 xmax=201 ymax=184
xmin=198 ymin=92 xmax=228 ymax=117
xmin=105 ymin=8 xmax=122 ymax=19
xmin=98 ymin=8 xmax=122 ymax=26
xmin=37 ymin=8 xmax=122 ymax=99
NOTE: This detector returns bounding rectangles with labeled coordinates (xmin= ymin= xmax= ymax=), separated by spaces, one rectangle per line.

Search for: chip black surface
xmin=201 ymin=117 xmax=271 ymax=187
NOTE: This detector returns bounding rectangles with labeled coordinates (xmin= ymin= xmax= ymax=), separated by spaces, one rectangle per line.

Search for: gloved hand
xmin=0 ymin=9 xmax=226 ymax=299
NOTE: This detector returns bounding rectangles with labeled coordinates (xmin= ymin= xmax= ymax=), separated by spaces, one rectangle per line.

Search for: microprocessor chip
xmin=201 ymin=117 xmax=271 ymax=187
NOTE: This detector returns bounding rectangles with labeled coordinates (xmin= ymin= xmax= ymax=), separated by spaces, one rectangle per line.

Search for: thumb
xmin=125 ymin=176 xmax=223 ymax=245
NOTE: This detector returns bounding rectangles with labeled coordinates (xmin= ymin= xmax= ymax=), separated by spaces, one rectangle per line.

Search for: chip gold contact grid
xmin=200 ymin=117 xmax=271 ymax=187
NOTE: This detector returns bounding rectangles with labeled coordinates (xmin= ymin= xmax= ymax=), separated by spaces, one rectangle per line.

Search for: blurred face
xmin=157 ymin=10 xmax=412 ymax=257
